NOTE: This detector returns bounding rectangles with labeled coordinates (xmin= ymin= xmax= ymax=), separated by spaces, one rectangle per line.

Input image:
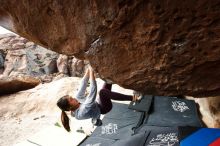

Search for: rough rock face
xmin=70 ymin=57 xmax=89 ymax=77
xmin=0 ymin=51 xmax=4 ymax=68
xmin=0 ymin=34 xmax=88 ymax=94
xmin=0 ymin=34 xmax=87 ymax=77
xmin=57 ymin=54 xmax=69 ymax=75
xmin=187 ymin=96 xmax=220 ymax=128
xmin=0 ymin=34 xmax=59 ymax=78
xmin=57 ymin=54 xmax=89 ymax=77
xmin=0 ymin=76 xmax=40 ymax=95
xmin=0 ymin=0 xmax=220 ymax=96
xmin=0 ymin=51 xmax=4 ymax=73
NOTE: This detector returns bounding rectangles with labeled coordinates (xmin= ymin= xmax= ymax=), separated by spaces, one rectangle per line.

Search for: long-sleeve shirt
xmin=71 ymin=76 xmax=101 ymax=120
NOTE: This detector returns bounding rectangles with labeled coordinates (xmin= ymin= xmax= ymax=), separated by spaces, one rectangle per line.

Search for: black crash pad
xmin=112 ymin=125 xmax=179 ymax=146
xmin=80 ymin=102 xmax=143 ymax=146
xmin=111 ymin=131 xmax=150 ymax=146
xmin=144 ymin=96 xmax=203 ymax=127
xmin=120 ymin=126 xmax=220 ymax=146
xmin=138 ymin=125 xmax=179 ymax=146
xmin=91 ymin=102 xmax=142 ymax=140
xmin=128 ymin=95 xmax=153 ymax=112
xmin=79 ymin=137 xmax=116 ymax=146
xmin=178 ymin=126 xmax=201 ymax=141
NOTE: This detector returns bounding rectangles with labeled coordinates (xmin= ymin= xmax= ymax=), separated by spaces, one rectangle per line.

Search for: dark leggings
xmin=98 ymin=83 xmax=133 ymax=114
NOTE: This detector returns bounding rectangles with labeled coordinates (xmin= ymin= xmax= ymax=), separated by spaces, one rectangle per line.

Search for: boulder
xmin=0 ymin=0 xmax=220 ymax=96
xmin=0 ymin=34 xmax=88 ymax=92
xmin=0 ymin=34 xmax=59 ymax=77
xmin=0 ymin=33 xmax=15 ymax=39
xmin=0 ymin=77 xmax=82 ymax=146
xmin=0 ymin=34 xmax=63 ymax=94
xmin=42 ymin=59 xmax=58 ymax=75
xmin=12 ymin=42 xmax=25 ymax=50
xmin=57 ymin=54 xmax=69 ymax=75
xmin=187 ymin=96 xmax=220 ymax=128
xmin=0 ymin=36 xmax=13 ymax=44
xmin=0 ymin=75 xmax=41 ymax=95
xmin=25 ymin=42 xmax=35 ymax=48
xmin=0 ymin=51 xmax=4 ymax=68
xmin=0 ymin=77 xmax=81 ymax=117
xmin=70 ymin=58 xmax=86 ymax=77
xmin=57 ymin=54 xmax=88 ymax=77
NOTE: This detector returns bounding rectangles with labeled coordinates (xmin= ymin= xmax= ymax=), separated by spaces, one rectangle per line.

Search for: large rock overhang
xmin=0 ymin=0 xmax=220 ymax=97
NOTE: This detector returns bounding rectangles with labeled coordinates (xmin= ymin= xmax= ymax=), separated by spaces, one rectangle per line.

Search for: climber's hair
xmin=57 ymin=95 xmax=71 ymax=132
xmin=61 ymin=111 xmax=70 ymax=132
xmin=57 ymin=95 xmax=71 ymax=111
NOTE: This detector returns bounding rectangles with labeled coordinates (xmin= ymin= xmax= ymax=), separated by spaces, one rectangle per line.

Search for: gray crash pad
xmin=79 ymin=137 xmax=115 ymax=146
xmin=80 ymin=102 xmax=143 ymax=145
xmin=144 ymin=96 xmax=203 ymax=127
xmin=139 ymin=126 xmax=179 ymax=146
xmin=110 ymin=125 xmax=179 ymax=146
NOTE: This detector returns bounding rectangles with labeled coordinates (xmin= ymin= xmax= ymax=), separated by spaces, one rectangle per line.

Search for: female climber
xmin=57 ymin=67 xmax=140 ymax=132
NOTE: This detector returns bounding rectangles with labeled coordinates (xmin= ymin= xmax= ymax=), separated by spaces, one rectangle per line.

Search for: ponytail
xmin=57 ymin=96 xmax=79 ymax=132
xmin=61 ymin=111 xmax=71 ymax=132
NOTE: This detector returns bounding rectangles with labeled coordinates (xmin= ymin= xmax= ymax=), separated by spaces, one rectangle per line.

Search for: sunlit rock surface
xmin=0 ymin=34 xmax=88 ymax=94
xmin=0 ymin=76 xmax=40 ymax=95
